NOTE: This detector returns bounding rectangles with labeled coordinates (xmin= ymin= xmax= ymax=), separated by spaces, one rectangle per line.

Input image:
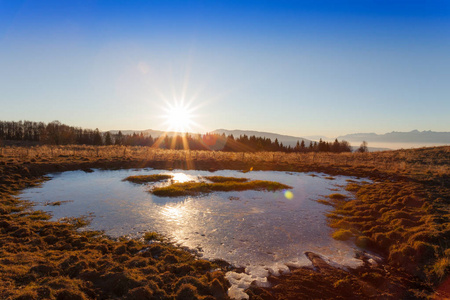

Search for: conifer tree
xmin=104 ymin=132 xmax=113 ymax=145
xmin=115 ymin=131 xmax=123 ymax=145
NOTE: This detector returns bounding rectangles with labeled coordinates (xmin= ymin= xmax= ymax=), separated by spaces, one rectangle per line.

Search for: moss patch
xmin=332 ymin=229 xmax=353 ymax=241
xmin=151 ymin=180 xmax=292 ymax=197
xmin=143 ymin=231 xmax=165 ymax=242
xmin=123 ymin=174 xmax=173 ymax=183
xmin=59 ymin=216 xmax=91 ymax=229
xmin=204 ymin=176 xmax=249 ymax=183
xmin=345 ymin=183 xmax=361 ymax=192
xmin=317 ymin=199 xmax=333 ymax=206
xmin=328 ymin=178 xmax=450 ymax=290
xmin=328 ymin=193 xmax=347 ymax=200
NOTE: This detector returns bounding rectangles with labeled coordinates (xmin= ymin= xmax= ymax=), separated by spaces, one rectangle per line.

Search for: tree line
xmin=0 ymin=120 xmax=355 ymax=153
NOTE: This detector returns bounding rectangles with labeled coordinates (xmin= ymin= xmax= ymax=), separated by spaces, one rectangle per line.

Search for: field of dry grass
xmin=0 ymin=145 xmax=449 ymax=299
xmin=1 ymin=145 xmax=448 ymax=177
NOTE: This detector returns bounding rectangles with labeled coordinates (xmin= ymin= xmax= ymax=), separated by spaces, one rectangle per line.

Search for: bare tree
xmin=358 ymin=141 xmax=368 ymax=153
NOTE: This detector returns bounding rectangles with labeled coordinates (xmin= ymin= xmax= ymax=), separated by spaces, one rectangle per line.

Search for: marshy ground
xmin=125 ymin=174 xmax=291 ymax=197
xmin=0 ymin=145 xmax=449 ymax=299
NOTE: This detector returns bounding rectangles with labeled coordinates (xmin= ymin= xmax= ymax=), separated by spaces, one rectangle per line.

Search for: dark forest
xmin=0 ymin=120 xmax=352 ymax=153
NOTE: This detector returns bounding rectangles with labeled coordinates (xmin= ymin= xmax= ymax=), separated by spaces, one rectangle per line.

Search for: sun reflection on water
xmin=158 ymin=200 xmax=201 ymax=242
xmin=159 ymin=202 xmax=197 ymax=227
xmin=171 ymin=173 xmax=196 ymax=183
xmin=160 ymin=205 xmax=184 ymax=221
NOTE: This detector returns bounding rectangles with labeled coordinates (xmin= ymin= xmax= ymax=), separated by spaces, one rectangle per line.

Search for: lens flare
xmin=284 ymin=190 xmax=294 ymax=200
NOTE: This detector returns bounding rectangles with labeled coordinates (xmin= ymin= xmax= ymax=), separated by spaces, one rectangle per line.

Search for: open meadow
xmin=0 ymin=145 xmax=449 ymax=299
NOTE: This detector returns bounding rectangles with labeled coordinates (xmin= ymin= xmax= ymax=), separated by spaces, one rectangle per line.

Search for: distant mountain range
xmin=336 ymin=130 xmax=450 ymax=144
xmin=107 ymin=129 xmax=449 ymax=151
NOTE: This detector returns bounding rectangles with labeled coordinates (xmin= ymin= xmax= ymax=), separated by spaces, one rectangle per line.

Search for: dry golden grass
xmin=0 ymin=144 xmax=449 ymax=299
xmin=1 ymin=145 xmax=448 ymax=178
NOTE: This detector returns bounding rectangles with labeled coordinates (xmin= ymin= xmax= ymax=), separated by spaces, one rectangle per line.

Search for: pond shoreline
xmin=20 ymin=168 xmax=367 ymax=299
xmin=1 ymin=149 xmax=449 ymax=299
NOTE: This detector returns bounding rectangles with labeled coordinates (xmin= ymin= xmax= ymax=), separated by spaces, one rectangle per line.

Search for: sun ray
xmin=162 ymin=100 xmax=198 ymax=133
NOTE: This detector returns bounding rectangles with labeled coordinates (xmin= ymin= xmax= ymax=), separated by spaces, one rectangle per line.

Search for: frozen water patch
xmin=226 ymin=266 xmax=275 ymax=299
xmin=224 ymin=251 xmax=362 ymax=299
xmin=19 ymin=169 xmax=369 ymax=299
xmin=226 ymin=272 xmax=253 ymax=300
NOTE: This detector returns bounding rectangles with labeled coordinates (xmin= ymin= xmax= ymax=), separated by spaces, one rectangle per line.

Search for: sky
xmin=0 ymin=0 xmax=449 ymax=138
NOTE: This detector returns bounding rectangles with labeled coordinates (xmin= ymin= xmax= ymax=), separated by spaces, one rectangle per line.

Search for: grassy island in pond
xmin=124 ymin=174 xmax=173 ymax=183
xmin=204 ymin=176 xmax=249 ymax=183
xmin=151 ymin=179 xmax=292 ymax=197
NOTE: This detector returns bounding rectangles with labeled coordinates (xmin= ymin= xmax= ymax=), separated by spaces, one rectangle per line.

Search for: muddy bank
xmin=1 ymin=149 xmax=449 ymax=299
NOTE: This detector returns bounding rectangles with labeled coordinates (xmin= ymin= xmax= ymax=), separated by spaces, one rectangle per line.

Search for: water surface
xmin=20 ymin=169 xmax=366 ymax=298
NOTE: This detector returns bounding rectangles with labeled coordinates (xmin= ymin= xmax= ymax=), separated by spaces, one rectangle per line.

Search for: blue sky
xmin=0 ymin=0 xmax=449 ymax=137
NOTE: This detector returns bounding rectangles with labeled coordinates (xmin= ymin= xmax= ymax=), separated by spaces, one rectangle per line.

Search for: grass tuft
xmin=204 ymin=176 xmax=248 ymax=183
xmin=143 ymin=231 xmax=165 ymax=242
xmin=124 ymin=174 xmax=173 ymax=183
xmin=432 ymin=256 xmax=450 ymax=281
xmin=328 ymin=193 xmax=347 ymax=200
xmin=59 ymin=216 xmax=91 ymax=229
xmin=28 ymin=210 xmax=52 ymax=220
xmin=345 ymin=183 xmax=361 ymax=192
xmin=332 ymin=229 xmax=353 ymax=241
xmin=317 ymin=199 xmax=333 ymax=206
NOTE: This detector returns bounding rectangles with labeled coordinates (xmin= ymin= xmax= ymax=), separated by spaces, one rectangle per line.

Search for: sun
xmin=163 ymin=102 xmax=194 ymax=133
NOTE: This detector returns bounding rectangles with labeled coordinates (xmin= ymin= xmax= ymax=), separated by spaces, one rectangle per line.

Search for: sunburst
xmin=163 ymin=101 xmax=196 ymax=133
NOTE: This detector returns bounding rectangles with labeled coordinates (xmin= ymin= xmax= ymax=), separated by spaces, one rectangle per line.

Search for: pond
xmin=20 ymin=168 xmax=367 ymax=299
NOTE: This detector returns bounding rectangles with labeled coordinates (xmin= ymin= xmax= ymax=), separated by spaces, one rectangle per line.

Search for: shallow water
xmin=20 ymin=169 xmax=367 ymax=299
